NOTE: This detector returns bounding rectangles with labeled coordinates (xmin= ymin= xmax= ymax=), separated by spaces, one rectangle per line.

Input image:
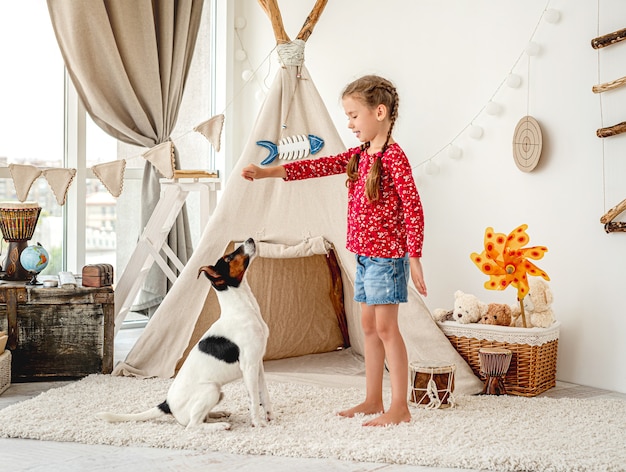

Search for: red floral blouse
xmin=283 ymin=143 xmax=424 ymax=258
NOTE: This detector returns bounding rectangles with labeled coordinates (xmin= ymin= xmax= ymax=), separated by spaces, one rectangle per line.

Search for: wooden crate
xmin=0 ymin=283 xmax=114 ymax=382
xmin=438 ymin=321 xmax=560 ymax=397
xmin=0 ymin=350 xmax=10 ymax=394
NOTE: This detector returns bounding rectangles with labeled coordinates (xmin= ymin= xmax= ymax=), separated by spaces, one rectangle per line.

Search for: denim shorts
xmin=353 ymin=254 xmax=410 ymax=305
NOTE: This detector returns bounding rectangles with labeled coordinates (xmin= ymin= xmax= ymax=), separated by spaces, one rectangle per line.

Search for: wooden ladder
xmin=113 ymin=178 xmax=220 ymax=335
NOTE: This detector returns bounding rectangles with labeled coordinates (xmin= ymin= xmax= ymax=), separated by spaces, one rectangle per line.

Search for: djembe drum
xmin=0 ymin=202 xmax=42 ymax=281
xmin=478 ymin=347 xmax=512 ymax=395
xmin=409 ymin=360 xmax=456 ymax=409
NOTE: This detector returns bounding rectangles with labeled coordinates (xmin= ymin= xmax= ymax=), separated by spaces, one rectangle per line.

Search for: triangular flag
xmin=8 ymin=164 xmax=43 ymax=202
xmin=42 ymin=168 xmax=77 ymax=206
xmin=193 ymin=114 xmax=225 ymax=152
xmin=92 ymin=160 xmax=126 ymax=197
xmin=142 ymin=141 xmax=175 ymax=179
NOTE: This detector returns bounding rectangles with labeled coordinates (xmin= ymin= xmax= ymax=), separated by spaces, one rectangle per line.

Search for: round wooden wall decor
xmin=512 ymin=115 xmax=543 ymax=172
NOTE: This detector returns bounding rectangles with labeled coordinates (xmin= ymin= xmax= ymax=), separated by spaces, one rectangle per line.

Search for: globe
xmin=20 ymin=243 xmax=49 ymax=275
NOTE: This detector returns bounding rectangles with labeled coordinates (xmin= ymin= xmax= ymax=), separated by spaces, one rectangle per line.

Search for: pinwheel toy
xmin=470 ymin=224 xmax=549 ymax=328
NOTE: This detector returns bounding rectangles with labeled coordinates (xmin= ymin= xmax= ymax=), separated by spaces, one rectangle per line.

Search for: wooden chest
xmin=0 ymin=283 xmax=114 ymax=382
xmin=82 ymin=264 xmax=114 ymax=287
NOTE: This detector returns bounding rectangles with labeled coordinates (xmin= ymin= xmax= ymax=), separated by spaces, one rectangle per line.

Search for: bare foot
xmin=337 ymin=401 xmax=384 ymax=418
xmin=362 ymin=408 xmax=411 ymax=427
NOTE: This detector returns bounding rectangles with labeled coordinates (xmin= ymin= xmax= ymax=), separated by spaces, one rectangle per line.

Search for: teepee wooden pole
xmin=296 ymin=0 xmax=328 ymax=42
xmin=258 ymin=0 xmax=290 ymax=43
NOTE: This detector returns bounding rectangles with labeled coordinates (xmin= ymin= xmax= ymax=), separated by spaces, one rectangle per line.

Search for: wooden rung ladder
xmin=114 ymin=177 xmax=220 ymax=335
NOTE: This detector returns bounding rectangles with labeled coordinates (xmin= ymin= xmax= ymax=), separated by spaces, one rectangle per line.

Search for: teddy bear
xmin=480 ymin=303 xmax=513 ymax=326
xmin=432 ymin=290 xmax=487 ymax=324
xmin=432 ymin=308 xmax=454 ymax=322
xmin=511 ymin=278 xmax=555 ymax=328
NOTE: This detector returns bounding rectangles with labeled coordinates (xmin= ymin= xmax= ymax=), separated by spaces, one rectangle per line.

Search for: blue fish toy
xmin=257 ymin=134 xmax=324 ymax=165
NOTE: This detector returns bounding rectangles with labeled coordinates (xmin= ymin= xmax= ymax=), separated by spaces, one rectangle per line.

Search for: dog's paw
xmin=250 ymin=416 xmax=268 ymax=428
xmin=197 ymin=421 xmax=231 ymax=431
xmin=207 ymin=410 xmax=231 ymax=419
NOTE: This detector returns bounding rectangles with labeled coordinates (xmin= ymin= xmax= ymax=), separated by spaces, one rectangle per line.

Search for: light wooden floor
xmin=1 ymin=328 xmax=624 ymax=472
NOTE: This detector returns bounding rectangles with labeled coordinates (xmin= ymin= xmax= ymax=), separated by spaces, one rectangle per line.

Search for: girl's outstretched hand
xmin=241 ymin=163 xmax=262 ymax=181
xmin=241 ymin=163 xmax=286 ymax=181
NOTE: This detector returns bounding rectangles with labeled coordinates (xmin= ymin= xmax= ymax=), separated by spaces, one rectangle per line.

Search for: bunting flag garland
xmin=91 ymin=160 xmax=126 ymax=198
xmin=193 ymin=114 xmax=225 ymax=152
xmin=8 ymin=164 xmax=43 ymax=202
xmin=42 ymin=168 xmax=77 ymax=206
xmin=142 ymin=141 xmax=176 ymax=179
xmin=4 ymin=113 xmax=224 ymax=203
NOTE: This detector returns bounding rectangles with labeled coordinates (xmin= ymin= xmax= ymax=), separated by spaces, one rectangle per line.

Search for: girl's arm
xmin=242 ymin=163 xmax=286 ymax=181
xmin=243 ymin=149 xmax=354 ymax=182
xmin=410 ymin=257 xmax=427 ymax=297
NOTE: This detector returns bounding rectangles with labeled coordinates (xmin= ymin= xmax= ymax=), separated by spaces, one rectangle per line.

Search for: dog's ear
xmin=197 ymin=265 xmax=228 ymax=291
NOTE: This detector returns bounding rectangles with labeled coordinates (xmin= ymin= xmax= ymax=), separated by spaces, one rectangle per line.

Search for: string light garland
xmin=66 ymin=4 xmax=562 ymax=189
xmin=413 ymin=1 xmax=558 ymax=175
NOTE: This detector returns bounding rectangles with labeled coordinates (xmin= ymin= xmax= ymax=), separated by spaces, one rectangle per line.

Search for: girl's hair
xmin=344 ymin=75 xmax=399 ymax=202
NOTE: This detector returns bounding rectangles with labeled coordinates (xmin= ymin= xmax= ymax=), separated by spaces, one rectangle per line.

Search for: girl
xmin=241 ymin=75 xmax=426 ymax=427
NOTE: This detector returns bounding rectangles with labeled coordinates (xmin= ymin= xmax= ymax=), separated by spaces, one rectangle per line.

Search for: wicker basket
xmin=0 ymin=350 xmax=11 ymax=395
xmin=438 ymin=321 xmax=559 ymax=397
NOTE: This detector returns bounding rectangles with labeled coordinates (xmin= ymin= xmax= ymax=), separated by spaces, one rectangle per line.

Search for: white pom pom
xmin=506 ymin=74 xmax=522 ymax=88
xmin=544 ymin=9 xmax=560 ymax=24
xmin=425 ymin=160 xmax=440 ymax=175
xmin=485 ymin=101 xmax=502 ymax=116
xmin=241 ymin=69 xmax=253 ymax=81
xmin=447 ymin=144 xmax=463 ymax=160
xmin=525 ymin=42 xmax=541 ymax=56
xmin=469 ymin=125 xmax=484 ymax=139
xmin=235 ymin=49 xmax=247 ymax=62
xmin=235 ymin=17 xmax=247 ymax=30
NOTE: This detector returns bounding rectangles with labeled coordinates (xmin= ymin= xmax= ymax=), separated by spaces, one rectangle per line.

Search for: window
xmin=0 ymin=2 xmax=65 ymax=275
xmin=0 ymin=2 xmax=216 ymax=323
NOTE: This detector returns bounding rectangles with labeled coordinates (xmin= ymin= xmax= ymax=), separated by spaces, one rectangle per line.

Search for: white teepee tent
xmin=113 ymin=0 xmax=482 ymax=395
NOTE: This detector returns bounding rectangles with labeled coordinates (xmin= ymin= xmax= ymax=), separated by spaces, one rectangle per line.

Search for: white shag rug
xmin=0 ymin=374 xmax=624 ymax=472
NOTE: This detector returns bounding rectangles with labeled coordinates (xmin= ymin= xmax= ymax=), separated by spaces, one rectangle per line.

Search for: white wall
xmin=223 ymin=0 xmax=626 ymax=394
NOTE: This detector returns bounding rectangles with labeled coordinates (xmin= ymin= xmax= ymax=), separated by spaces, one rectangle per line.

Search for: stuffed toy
xmin=511 ymin=278 xmax=555 ymax=328
xmin=432 ymin=307 xmax=454 ymax=322
xmin=451 ymin=291 xmax=487 ymax=323
xmin=433 ymin=290 xmax=487 ymax=324
xmin=480 ymin=303 xmax=513 ymax=326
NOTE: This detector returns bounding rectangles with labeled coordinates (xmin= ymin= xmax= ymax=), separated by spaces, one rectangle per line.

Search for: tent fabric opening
xmin=176 ymin=239 xmax=349 ymax=372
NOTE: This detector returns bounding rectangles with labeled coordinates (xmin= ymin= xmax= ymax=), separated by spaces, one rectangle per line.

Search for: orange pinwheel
xmin=470 ymin=224 xmax=549 ymax=302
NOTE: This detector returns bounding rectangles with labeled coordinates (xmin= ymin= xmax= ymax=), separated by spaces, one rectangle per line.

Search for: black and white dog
xmin=97 ymin=238 xmax=273 ymax=430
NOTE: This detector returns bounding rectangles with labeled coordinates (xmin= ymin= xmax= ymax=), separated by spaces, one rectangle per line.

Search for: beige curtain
xmin=47 ymin=0 xmax=204 ymax=314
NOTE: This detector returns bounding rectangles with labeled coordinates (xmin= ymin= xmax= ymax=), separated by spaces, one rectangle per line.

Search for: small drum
xmin=0 ymin=202 xmax=42 ymax=281
xmin=0 ymin=202 xmax=41 ymax=242
xmin=478 ymin=347 xmax=512 ymax=395
xmin=409 ymin=360 xmax=456 ymax=409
